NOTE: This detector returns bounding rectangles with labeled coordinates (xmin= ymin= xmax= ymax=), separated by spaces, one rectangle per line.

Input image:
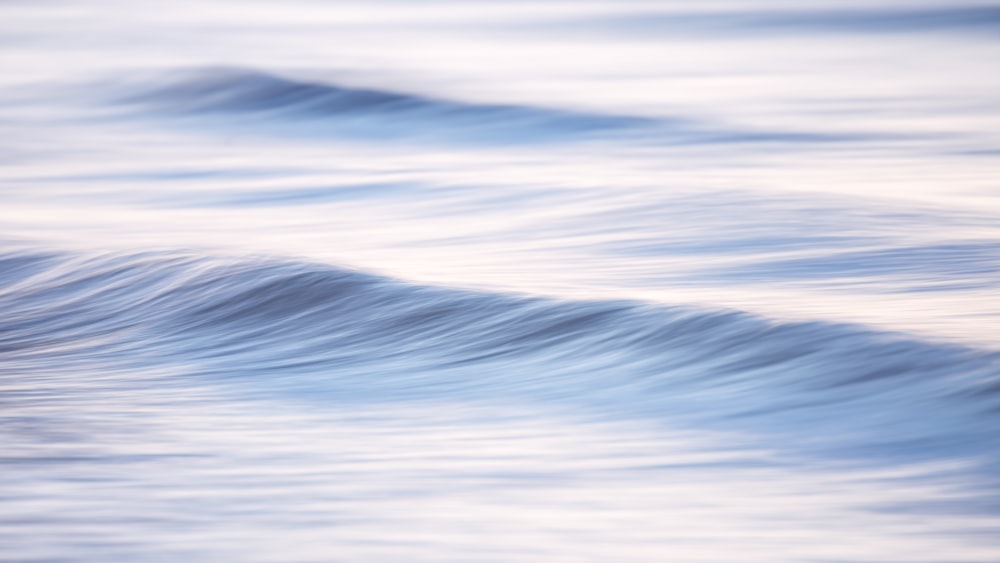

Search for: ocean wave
xmin=536 ymin=6 xmax=1000 ymax=38
xmin=114 ymin=68 xmax=657 ymax=144
xmin=111 ymin=67 xmax=867 ymax=146
xmin=3 ymin=249 xmax=998 ymax=423
xmin=3 ymin=245 xmax=1000 ymax=560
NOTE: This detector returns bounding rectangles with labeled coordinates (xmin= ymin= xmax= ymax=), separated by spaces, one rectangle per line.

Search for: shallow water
xmin=2 ymin=1 xmax=1000 ymax=561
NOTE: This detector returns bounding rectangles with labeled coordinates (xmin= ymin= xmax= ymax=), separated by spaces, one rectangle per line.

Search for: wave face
xmin=3 ymin=249 xmax=998 ymax=447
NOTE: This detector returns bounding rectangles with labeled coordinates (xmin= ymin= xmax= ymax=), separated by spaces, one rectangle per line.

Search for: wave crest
xmin=117 ymin=68 xmax=657 ymax=143
xmin=3 ymin=247 xmax=999 ymax=463
xmin=2 ymin=249 xmax=996 ymax=390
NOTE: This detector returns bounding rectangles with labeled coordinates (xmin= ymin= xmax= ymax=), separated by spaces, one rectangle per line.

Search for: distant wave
xmin=540 ymin=6 xmax=1000 ymax=38
xmin=115 ymin=68 xmax=658 ymax=144
xmin=3 ymin=248 xmax=998 ymax=442
xmin=112 ymin=68 xmax=864 ymax=145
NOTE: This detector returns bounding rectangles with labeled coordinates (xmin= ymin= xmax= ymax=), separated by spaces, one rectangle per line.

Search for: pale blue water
xmin=2 ymin=1 xmax=1000 ymax=561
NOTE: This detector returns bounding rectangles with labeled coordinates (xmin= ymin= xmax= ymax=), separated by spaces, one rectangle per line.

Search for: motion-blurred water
xmin=2 ymin=1 xmax=1000 ymax=561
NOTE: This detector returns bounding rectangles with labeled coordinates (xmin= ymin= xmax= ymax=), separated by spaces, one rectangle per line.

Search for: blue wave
xmin=116 ymin=68 xmax=658 ymax=144
xmin=541 ymin=6 xmax=1000 ymax=38
xmin=2 ymin=248 xmax=998 ymax=460
xmin=114 ymin=68 xmax=867 ymax=145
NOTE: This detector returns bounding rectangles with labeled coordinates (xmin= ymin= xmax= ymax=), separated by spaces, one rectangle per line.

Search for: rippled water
xmin=2 ymin=1 xmax=1000 ymax=561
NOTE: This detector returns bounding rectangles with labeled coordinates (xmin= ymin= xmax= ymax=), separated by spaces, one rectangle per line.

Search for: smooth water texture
xmin=2 ymin=1 xmax=1000 ymax=561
